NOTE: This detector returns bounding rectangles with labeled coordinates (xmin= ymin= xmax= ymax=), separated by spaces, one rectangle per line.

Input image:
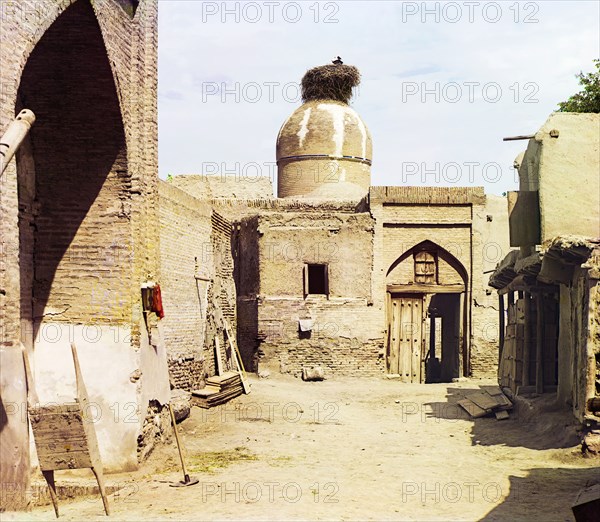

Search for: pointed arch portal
xmin=385 ymin=240 xmax=469 ymax=383
xmin=17 ymin=0 xmax=129 ymax=346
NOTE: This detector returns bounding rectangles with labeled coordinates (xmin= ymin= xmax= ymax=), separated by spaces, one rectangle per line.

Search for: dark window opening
xmin=304 ymin=264 xmax=329 ymax=296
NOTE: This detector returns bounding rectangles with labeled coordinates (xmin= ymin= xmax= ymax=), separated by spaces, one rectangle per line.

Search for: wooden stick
xmin=91 ymin=467 xmax=110 ymax=516
xmin=223 ymin=319 xmax=250 ymax=394
xmin=214 ymin=336 xmax=224 ymax=376
xmin=169 ymin=403 xmax=191 ymax=483
xmin=535 ymin=294 xmax=545 ymax=394
xmin=21 ymin=342 xmax=39 ymax=408
xmin=42 ymin=470 xmax=59 ymax=518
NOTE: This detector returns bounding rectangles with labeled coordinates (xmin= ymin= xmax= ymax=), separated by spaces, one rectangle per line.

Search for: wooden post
xmin=507 ymin=291 xmax=514 ymax=307
xmin=498 ymin=293 xmax=505 ymax=366
xmin=522 ymin=292 xmax=531 ymax=387
xmin=535 ymin=293 xmax=545 ymax=394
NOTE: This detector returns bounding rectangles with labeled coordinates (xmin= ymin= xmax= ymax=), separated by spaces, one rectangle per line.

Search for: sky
xmin=157 ymin=0 xmax=600 ymax=195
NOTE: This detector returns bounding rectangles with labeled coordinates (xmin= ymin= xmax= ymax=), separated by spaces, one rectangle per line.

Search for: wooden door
xmin=388 ymin=295 xmax=425 ymax=382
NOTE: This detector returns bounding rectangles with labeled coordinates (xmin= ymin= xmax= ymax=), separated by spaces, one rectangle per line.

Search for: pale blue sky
xmin=158 ymin=1 xmax=600 ymax=195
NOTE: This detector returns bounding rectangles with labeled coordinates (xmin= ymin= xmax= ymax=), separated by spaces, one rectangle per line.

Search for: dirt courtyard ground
xmin=6 ymin=374 xmax=600 ymax=521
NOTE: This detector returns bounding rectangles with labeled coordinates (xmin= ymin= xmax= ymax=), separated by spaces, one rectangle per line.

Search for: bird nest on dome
xmin=301 ymin=64 xmax=361 ymax=104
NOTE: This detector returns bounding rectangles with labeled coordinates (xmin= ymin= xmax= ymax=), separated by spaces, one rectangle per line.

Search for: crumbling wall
xmin=568 ymin=263 xmax=600 ymax=422
xmin=169 ymin=174 xmax=274 ymax=200
xmin=471 ymin=194 xmax=511 ymax=378
xmin=158 ymin=182 xmax=236 ymax=390
xmin=251 ymin=209 xmax=382 ymax=376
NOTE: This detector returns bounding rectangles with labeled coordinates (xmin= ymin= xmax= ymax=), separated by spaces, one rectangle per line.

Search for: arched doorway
xmin=385 ymin=240 xmax=469 ymax=383
xmin=16 ymin=0 xmax=129 ymax=352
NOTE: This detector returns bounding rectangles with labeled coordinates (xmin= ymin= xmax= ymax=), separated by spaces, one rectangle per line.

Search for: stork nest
xmin=301 ymin=64 xmax=361 ymax=104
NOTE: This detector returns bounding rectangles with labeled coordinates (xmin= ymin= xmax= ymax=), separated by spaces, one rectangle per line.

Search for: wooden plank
xmin=192 ymin=385 xmax=221 ymax=397
xmin=215 ymin=334 xmax=223 ymax=375
xmin=535 ymin=294 xmax=544 ymax=394
xmin=522 ymin=292 xmax=531 ymax=386
xmin=457 ymin=399 xmax=488 ymax=418
xmin=223 ymin=318 xmax=251 ymax=394
xmin=399 ymin=299 xmax=412 ymax=383
xmin=389 ymin=300 xmax=400 ymax=375
xmin=465 ymin=391 xmax=498 ymax=412
xmin=478 ymin=387 xmax=513 ymax=410
xmin=495 ymin=410 xmax=510 ymax=420
xmin=214 ymin=336 xmax=224 ymax=376
xmin=21 ymin=343 xmax=40 ymax=407
xmin=207 ymin=372 xmax=239 ymax=385
xmin=387 ymin=283 xmax=465 ymax=294
xmin=411 ymin=298 xmax=421 ymax=383
xmin=498 ymin=294 xmax=505 ymax=365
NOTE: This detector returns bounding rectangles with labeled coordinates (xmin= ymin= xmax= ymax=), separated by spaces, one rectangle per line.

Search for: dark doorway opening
xmin=425 ymin=293 xmax=462 ymax=383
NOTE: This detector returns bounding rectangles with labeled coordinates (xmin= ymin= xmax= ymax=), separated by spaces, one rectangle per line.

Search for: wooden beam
xmin=503 ymin=134 xmax=535 ymax=141
xmin=535 ymin=293 xmax=544 ymax=394
xmin=386 ymin=283 xmax=465 ymax=294
xmin=507 ymin=291 xmax=514 ymax=306
xmin=522 ymin=292 xmax=531 ymax=387
xmin=498 ymin=294 xmax=505 ymax=366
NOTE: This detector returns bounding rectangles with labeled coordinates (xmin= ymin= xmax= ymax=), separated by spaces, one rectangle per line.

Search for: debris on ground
xmin=457 ymin=386 xmax=513 ymax=420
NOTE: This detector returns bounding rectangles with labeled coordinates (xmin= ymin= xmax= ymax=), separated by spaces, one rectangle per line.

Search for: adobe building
xmin=489 ymin=112 xmax=600 ymax=432
xmin=170 ymin=64 xmax=510 ymax=384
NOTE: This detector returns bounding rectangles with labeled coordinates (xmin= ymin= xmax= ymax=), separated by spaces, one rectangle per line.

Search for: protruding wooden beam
xmin=0 ymin=109 xmax=35 ymax=174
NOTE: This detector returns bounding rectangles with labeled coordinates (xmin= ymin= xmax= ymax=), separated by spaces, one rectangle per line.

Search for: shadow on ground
xmin=481 ymin=466 xmax=600 ymax=521
xmin=424 ymin=386 xmax=582 ymax=450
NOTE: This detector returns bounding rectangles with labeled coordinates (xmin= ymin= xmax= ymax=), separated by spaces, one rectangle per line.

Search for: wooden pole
xmin=535 ymin=293 xmax=545 ymax=394
xmin=498 ymin=293 xmax=505 ymax=366
xmin=0 ymin=109 xmax=35 ymax=174
xmin=522 ymin=292 xmax=531 ymax=387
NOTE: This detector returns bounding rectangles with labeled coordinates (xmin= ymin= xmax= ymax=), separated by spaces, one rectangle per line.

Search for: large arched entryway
xmin=385 ymin=240 xmax=469 ymax=383
xmin=16 ymin=0 xmax=130 ymax=352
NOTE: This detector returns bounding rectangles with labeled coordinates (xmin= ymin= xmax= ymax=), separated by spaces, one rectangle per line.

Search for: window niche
xmin=304 ymin=263 xmax=329 ymax=298
xmin=414 ymin=251 xmax=437 ymax=284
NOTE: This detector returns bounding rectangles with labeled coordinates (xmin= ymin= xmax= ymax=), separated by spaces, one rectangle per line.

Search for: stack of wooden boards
xmin=192 ymin=372 xmax=243 ymax=408
xmin=457 ymin=386 xmax=513 ymax=420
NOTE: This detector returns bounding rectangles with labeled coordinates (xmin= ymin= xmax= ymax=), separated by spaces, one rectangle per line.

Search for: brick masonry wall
xmin=158 ymin=181 xmax=237 ymax=391
xmin=371 ymin=187 xmax=508 ymax=379
xmin=258 ymin=297 xmax=384 ymax=377
xmin=229 ymin=187 xmax=508 ymax=379
xmin=245 ymin=209 xmax=383 ymax=375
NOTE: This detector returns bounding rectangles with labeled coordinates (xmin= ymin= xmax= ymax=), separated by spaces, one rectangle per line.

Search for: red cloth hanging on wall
xmin=151 ymin=284 xmax=165 ymax=319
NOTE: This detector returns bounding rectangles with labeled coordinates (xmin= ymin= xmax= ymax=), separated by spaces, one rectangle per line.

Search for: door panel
xmin=388 ymin=294 xmax=425 ymax=382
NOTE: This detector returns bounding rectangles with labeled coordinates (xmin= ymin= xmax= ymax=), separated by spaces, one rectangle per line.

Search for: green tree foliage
xmin=557 ymin=59 xmax=600 ymax=113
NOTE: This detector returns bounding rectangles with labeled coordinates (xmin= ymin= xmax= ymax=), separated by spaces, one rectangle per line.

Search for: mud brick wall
xmin=169 ymin=174 xmax=274 ymax=200
xmin=240 ymin=209 xmax=384 ymax=376
xmin=159 ymin=181 xmax=237 ymax=390
xmin=470 ymin=195 xmax=511 ymax=378
xmin=167 ymin=357 xmax=204 ymax=391
xmin=258 ymin=298 xmax=384 ymax=377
